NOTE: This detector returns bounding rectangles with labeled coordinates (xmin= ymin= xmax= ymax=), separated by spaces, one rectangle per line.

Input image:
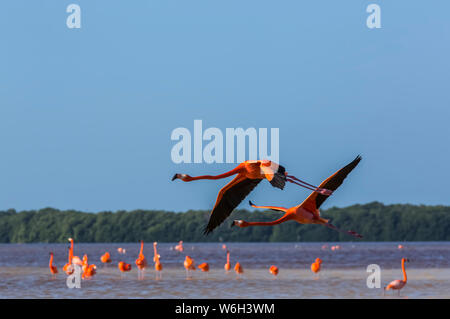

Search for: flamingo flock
xmin=47 ymin=239 xmax=410 ymax=296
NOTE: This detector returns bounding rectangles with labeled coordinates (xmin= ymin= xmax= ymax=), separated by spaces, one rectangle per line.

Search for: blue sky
xmin=1 ymin=1 xmax=449 ymax=212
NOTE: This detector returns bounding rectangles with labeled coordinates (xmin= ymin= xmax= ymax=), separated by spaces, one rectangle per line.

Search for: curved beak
xmin=230 ymin=221 xmax=235 ymax=228
xmin=171 ymin=174 xmax=179 ymax=181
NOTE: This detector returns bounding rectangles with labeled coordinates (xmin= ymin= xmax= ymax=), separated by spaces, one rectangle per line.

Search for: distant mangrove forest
xmin=0 ymin=202 xmax=449 ymax=243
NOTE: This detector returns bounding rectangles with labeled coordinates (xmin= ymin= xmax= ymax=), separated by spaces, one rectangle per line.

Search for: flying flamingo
xmin=135 ymin=240 xmax=148 ymax=279
xmin=224 ymin=250 xmax=231 ymax=272
xmin=384 ymin=258 xmax=410 ymax=296
xmin=63 ymin=238 xmax=82 ymax=275
xmin=269 ymin=265 xmax=279 ymax=277
xmin=172 ymin=160 xmax=333 ymax=234
xmin=234 ymin=262 xmax=243 ymax=278
xmin=231 ymin=156 xmax=363 ymax=239
xmin=311 ymin=258 xmax=322 ymax=277
xmin=49 ymin=252 xmax=58 ymax=276
xmin=184 ymin=256 xmax=196 ymax=279
xmin=153 ymin=242 xmax=163 ymax=279
xmin=100 ymin=252 xmax=111 ymax=265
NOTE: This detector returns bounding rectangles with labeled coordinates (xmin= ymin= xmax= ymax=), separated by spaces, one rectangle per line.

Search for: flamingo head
xmin=231 ymin=220 xmax=248 ymax=228
xmin=402 ymin=258 xmax=410 ymax=263
xmin=172 ymin=174 xmax=189 ymax=181
xmin=315 ymin=258 xmax=323 ymax=264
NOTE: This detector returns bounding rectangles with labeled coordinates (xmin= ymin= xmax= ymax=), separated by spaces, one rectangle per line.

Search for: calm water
xmin=0 ymin=242 xmax=449 ymax=298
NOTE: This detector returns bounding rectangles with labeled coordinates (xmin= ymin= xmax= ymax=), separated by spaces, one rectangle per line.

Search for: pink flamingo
xmin=384 ymin=258 xmax=410 ymax=296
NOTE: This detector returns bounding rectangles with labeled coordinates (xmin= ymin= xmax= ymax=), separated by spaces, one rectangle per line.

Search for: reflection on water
xmin=0 ymin=242 xmax=449 ymax=298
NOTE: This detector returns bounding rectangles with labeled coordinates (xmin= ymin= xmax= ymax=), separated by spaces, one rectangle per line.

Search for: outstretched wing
xmin=204 ymin=176 xmax=262 ymax=235
xmin=299 ymin=155 xmax=362 ymax=211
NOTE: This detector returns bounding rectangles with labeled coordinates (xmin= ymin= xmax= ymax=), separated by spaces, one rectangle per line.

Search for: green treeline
xmin=0 ymin=202 xmax=449 ymax=243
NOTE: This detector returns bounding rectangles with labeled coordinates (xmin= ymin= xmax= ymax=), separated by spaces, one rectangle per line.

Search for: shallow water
xmin=0 ymin=242 xmax=449 ymax=298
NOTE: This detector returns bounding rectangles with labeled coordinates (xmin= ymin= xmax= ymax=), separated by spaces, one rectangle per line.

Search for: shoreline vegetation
xmin=0 ymin=202 xmax=449 ymax=243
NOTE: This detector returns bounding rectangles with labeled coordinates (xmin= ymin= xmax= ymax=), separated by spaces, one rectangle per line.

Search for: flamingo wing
xmin=260 ymin=161 xmax=286 ymax=189
xmin=204 ymin=175 xmax=262 ymax=234
xmin=299 ymin=156 xmax=362 ymax=211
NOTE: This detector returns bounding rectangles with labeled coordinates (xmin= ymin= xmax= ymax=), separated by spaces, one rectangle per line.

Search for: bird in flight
xmin=172 ymin=160 xmax=332 ymax=235
xmin=231 ymin=156 xmax=363 ymax=239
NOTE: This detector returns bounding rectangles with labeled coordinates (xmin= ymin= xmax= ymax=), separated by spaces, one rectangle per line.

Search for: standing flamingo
xmin=172 ymin=160 xmax=332 ymax=234
xmin=224 ymin=250 xmax=231 ymax=272
xmin=269 ymin=265 xmax=279 ymax=277
xmin=384 ymin=258 xmax=410 ymax=296
xmin=135 ymin=240 xmax=147 ymax=279
xmin=184 ymin=256 xmax=196 ymax=279
xmin=63 ymin=238 xmax=82 ymax=275
xmin=231 ymin=156 xmax=363 ymax=239
xmin=81 ymin=255 xmax=97 ymax=279
xmin=175 ymin=241 xmax=184 ymax=252
xmin=198 ymin=263 xmax=210 ymax=273
xmin=234 ymin=262 xmax=243 ymax=278
xmin=311 ymin=258 xmax=322 ymax=277
xmin=118 ymin=261 xmax=132 ymax=277
xmin=49 ymin=252 xmax=58 ymax=275
xmin=153 ymin=242 xmax=163 ymax=279
xmin=101 ymin=252 xmax=111 ymax=265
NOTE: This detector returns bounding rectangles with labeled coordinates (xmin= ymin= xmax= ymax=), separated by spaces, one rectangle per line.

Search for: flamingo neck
xmin=139 ymin=242 xmax=144 ymax=256
xmin=402 ymin=260 xmax=407 ymax=283
xmin=69 ymin=244 xmax=73 ymax=263
xmin=245 ymin=213 xmax=292 ymax=227
xmin=226 ymin=252 xmax=230 ymax=263
xmin=185 ymin=166 xmax=242 ymax=181
xmin=154 ymin=245 xmax=159 ymax=262
xmin=49 ymin=254 xmax=54 ymax=267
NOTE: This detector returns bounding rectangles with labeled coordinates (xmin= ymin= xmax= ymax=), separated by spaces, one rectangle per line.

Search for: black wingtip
xmin=203 ymin=226 xmax=212 ymax=236
xmin=249 ymin=200 xmax=254 ymax=206
xmin=230 ymin=221 xmax=235 ymax=228
xmin=171 ymin=174 xmax=178 ymax=181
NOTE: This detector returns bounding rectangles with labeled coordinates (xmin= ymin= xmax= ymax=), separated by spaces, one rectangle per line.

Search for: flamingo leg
xmin=286 ymin=175 xmax=333 ymax=195
xmin=324 ymin=222 xmax=363 ymax=239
